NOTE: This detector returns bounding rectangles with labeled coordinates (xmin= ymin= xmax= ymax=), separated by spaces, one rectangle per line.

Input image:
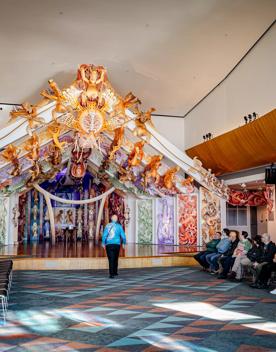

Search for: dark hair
xmin=229 ymin=230 xmax=239 ymax=240
xmin=216 ymin=231 xmax=222 ymax=237
xmin=253 ymin=235 xmax=262 ymax=246
xmin=241 ymin=231 xmax=249 ymax=239
xmin=223 ymin=228 xmax=230 ymax=236
xmin=247 ymin=237 xmax=253 ymax=244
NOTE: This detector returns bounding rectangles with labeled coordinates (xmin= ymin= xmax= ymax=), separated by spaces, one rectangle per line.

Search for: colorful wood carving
xmin=134 ymin=107 xmax=155 ymax=140
xmin=41 ymin=79 xmax=68 ymax=120
xmin=10 ymin=102 xmax=45 ymax=134
xmin=156 ymin=197 xmax=175 ymax=245
xmin=70 ymin=137 xmax=92 ymax=179
xmin=200 ymin=187 xmax=221 ymax=244
xmin=159 ymin=166 xmax=180 ymax=191
xmin=127 ymin=140 xmax=145 ymax=168
xmin=177 ymin=194 xmax=198 ymax=245
xmin=47 ymin=122 xmax=66 ymax=150
xmin=142 ymin=155 xmax=163 ymax=188
xmin=1 ymin=144 xmax=21 ymax=176
xmin=136 ymin=199 xmax=153 ymax=244
xmin=108 ymin=126 xmax=124 ymax=161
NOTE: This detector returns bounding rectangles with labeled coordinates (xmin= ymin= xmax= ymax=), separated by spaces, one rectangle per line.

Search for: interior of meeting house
xmin=0 ymin=1 xmax=275 ymax=351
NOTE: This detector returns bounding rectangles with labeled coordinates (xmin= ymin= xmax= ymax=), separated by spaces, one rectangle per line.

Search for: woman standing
xmin=102 ymin=214 xmax=126 ymax=278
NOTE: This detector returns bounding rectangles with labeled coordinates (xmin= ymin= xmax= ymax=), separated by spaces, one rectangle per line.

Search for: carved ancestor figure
xmin=70 ymin=137 xmax=92 ymax=179
xmin=118 ymin=166 xmax=135 ymax=183
xmin=24 ymin=133 xmax=41 ymax=185
xmin=111 ymin=92 xmax=141 ymax=118
xmin=160 ymin=166 xmax=180 ymax=190
xmin=1 ymin=144 xmax=21 ymax=176
xmin=182 ymin=176 xmax=194 ymax=187
xmin=41 ymin=79 xmax=68 ymax=121
xmin=108 ymin=126 xmax=124 ymax=161
xmin=24 ymin=133 xmax=40 ymax=162
xmin=48 ymin=144 xmax=62 ymax=166
xmin=127 ymin=140 xmax=145 ymax=168
xmin=75 ymin=64 xmax=107 ymax=109
xmin=77 ymin=207 xmax=83 ymax=239
xmin=134 ymin=107 xmax=155 ymax=141
xmin=142 ymin=155 xmax=163 ymax=188
xmin=47 ymin=122 xmax=66 ymax=150
xmin=10 ymin=102 xmax=45 ymax=135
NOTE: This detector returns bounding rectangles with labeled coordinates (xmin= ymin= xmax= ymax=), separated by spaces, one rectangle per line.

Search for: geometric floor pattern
xmin=1 ymin=267 xmax=276 ymax=351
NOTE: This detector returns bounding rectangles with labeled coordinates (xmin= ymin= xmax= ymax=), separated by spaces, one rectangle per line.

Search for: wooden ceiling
xmin=186 ymin=109 xmax=276 ymax=175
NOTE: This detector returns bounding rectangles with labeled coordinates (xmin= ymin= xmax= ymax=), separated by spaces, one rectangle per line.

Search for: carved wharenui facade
xmin=0 ymin=64 xmax=229 ymax=246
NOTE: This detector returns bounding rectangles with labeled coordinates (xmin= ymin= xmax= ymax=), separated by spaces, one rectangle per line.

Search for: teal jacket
xmin=102 ymin=221 xmax=126 ymax=246
xmin=206 ymin=239 xmax=220 ymax=253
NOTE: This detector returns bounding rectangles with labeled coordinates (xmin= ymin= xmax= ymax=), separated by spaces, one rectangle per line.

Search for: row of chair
xmin=0 ymin=259 xmax=13 ymax=324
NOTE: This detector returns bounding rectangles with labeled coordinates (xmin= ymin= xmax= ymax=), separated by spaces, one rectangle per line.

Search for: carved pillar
xmin=0 ymin=193 xmax=19 ymax=246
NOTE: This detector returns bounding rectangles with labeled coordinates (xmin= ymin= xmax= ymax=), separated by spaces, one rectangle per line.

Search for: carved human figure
xmin=32 ymin=204 xmax=38 ymax=221
xmin=32 ymin=222 xmax=38 ymax=238
xmin=77 ymin=207 xmax=83 ymax=238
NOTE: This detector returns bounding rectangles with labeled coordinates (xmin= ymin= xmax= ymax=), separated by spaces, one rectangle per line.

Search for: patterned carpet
xmin=1 ymin=267 xmax=276 ymax=352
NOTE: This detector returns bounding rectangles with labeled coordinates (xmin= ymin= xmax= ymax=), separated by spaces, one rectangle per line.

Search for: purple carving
xmin=156 ymin=197 xmax=175 ymax=245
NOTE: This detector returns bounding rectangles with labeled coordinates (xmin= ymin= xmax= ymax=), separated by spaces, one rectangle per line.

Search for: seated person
xmin=227 ymin=231 xmax=252 ymax=280
xmin=250 ymin=233 xmax=276 ymax=285
xmin=206 ymin=228 xmax=231 ymax=273
xmin=240 ymin=235 xmax=263 ymax=279
xmin=217 ymin=230 xmax=239 ymax=279
xmin=251 ymin=253 xmax=276 ymax=289
xmin=194 ymin=232 xmax=221 ymax=270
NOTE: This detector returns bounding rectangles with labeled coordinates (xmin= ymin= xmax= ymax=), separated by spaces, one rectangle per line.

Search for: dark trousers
xmin=258 ymin=262 xmax=276 ymax=285
xmin=106 ymin=244 xmax=121 ymax=276
xmin=221 ymin=256 xmax=235 ymax=276
xmin=194 ymin=251 xmax=212 ymax=268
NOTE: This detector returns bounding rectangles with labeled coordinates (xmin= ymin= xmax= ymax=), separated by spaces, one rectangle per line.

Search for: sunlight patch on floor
xmin=154 ymin=301 xmax=276 ymax=334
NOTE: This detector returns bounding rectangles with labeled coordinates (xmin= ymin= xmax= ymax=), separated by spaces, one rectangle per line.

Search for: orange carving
xmin=142 ymin=155 xmax=163 ymax=188
xmin=1 ymin=144 xmax=21 ymax=176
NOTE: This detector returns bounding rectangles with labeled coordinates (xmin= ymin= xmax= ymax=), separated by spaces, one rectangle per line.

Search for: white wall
xmin=152 ymin=115 xmax=185 ymax=150
xmin=184 ymin=25 xmax=276 ymax=149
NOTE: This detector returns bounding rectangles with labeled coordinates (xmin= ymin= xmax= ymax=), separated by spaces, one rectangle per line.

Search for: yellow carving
xmin=41 ymin=79 xmax=68 ymax=120
xmin=127 ymin=140 xmax=145 ymax=168
xmin=181 ymin=176 xmax=194 ymax=187
xmin=24 ymin=133 xmax=40 ymax=162
xmin=160 ymin=166 xmax=180 ymax=190
xmin=75 ymin=64 xmax=107 ymax=111
xmin=134 ymin=107 xmax=155 ymax=140
xmin=23 ymin=134 xmax=41 ymax=186
xmin=108 ymin=126 xmax=124 ymax=161
xmin=48 ymin=145 xmax=62 ymax=166
xmin=10 ymin=102 xmax=45 ymax=134
xmin=47 ymin=122 xmax=66 ymax=150
xmin=1 ymin=144 xmax=21 ymax=176
xmin=111 ymin=92 xmax=141 ymax=118
xmin=142 ymin=155 xmax=163 ymax=188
